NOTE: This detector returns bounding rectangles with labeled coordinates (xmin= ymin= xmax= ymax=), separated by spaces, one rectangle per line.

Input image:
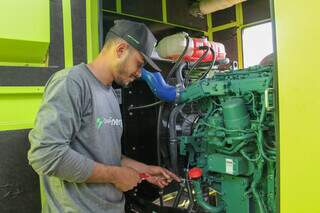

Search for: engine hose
xmin=240 ymin=148 xmax=261 ymax=162
xmin=169 ymin=104 xmax=185 ymax=174
xmin=166 ymin=34 xmax=190 ymax=81
xmin=220 ymin=140 xmax=248 ymax=155
xmin=173 ymin=184 xmax=184 ymax=207
xmin=198 ymin=47 xmax=216 ymax=81
xmin=256 ymin=130 xmax=276 ymax=162
xmin=156 ymin=103 xmax=164 ymax=207
xmin=141 ymin=68 xmax=177 ymax=102
xmin=175 ymin=62 xmax=188 ymax=89
xmin=156 ymin=104 xmax=164 ymax=166
xmin=185 ymin=46 xmax=210 ymax=86
xmin=257 ymin=100 xmax=276 ymax=162
xmin=186 ymin=179 xmax=195 ymax=212
xmin=192 ymin=180 xmax=225 ymax=213
xmin=251 ymin=161 xmax=268 ymax=213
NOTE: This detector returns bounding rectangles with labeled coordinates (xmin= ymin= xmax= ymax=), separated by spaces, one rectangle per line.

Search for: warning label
xmin=226 ymin=159 xmax=234 ymax=175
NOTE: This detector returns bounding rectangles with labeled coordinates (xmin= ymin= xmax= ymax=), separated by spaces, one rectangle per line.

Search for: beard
xmin=114 ymin=56 xmax=132 ymax=87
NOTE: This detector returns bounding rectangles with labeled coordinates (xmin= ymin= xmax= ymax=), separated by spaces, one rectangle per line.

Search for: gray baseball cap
xmin=107 ymin=19 xmax=161 ymax=72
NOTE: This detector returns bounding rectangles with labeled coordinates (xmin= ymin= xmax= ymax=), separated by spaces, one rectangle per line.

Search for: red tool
xmin=139 ymin=173 xmax=151 ymax=180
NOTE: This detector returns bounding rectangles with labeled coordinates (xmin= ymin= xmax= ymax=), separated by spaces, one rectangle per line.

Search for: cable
xmin=128 ymin=101 xmax=163 ymax=110
xmin=166 ymin=34 xmax=190 ymax=81
xmin=156 ymin=104 xmax=164 ymax=207
xmin=198 ymin=47 xmax=216 ymax=80
xmin=185 ymin=46 xmax=210 ymax=86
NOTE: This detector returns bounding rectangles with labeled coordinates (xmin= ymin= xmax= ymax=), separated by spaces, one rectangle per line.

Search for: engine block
xmin=176 ymin=65 xmax=276 ymax=213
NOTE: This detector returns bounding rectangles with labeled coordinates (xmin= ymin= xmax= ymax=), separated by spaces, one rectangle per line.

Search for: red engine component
xmin=188 ymin=167 xmax=203 ymax=180
xmin=156 ymin=33 xmax=227 ymax=63
xmin=183 ymin=38 xmax=226 ymax=62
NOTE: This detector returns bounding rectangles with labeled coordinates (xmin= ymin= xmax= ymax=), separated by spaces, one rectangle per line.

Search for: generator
xmin=122 ymin=33 xmax=276 ymax=213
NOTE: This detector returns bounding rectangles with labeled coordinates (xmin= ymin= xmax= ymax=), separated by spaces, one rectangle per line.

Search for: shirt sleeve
xmin=28 ymin=76 xmax=95 ymax=183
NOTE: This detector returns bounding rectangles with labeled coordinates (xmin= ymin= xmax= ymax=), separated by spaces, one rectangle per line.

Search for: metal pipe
xmin=192 ymin=180 xmax=225 ymax=213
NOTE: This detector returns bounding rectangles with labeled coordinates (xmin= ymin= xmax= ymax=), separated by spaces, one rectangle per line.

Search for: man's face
xmin=114 ymin=47 xmax=145 ymax=87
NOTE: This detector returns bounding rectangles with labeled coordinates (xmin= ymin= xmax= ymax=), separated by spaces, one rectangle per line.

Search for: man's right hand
xmin=111 ymin=166 xmax=140 ymax=192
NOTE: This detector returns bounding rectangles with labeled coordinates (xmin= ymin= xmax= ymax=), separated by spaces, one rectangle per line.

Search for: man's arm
xmin=121 ymin=155 xmax=180 ymax=188
xmin=121 ymin=155 xmax=149 ymax=173
xmin=86 ymin=162 xmax=140 ymax=191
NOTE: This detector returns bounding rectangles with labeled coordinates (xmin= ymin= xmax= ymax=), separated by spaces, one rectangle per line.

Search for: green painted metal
xmin=222 ymin=98 xmax=250 ymax=130
xmin=236 ymin=3 xmax=244 ymax=68
xmin=0 ymin=0 xmax=49 ymax=65
xmin=0 ymin=0 xmax=76 ymax=132
xmin=86 ymin=0 xmax=100 ymax=62
xmin=206 ymin=13 xmax=213 ymax=41
xmin=116 ymin=0 xmax=122 ymax=13
xmin=207 ymin=154 xmax=251 ymax=176
xmin=193 ymin=180 xmax=225 ymax=212
xmin=240 ymin=19 xmax=271 ymax=30
xmin=102 ymin=10 xmax=207 ymax=33
xmin=0 ymin=87 xmax=44 ymax=94
xmin=0 ymin=87 xmax=44 ymax=131
xmin=0 ymin=61 xmax=48 ymax=67
xmin=162 ymin=0 xmax=167 ymax=23
xmin=178 ymin=65 xmax=276 ymax=212
xmin=62 ymin=0 xmax=74 ymax=67
xmin=221 ymin=175 xmax=250 ymax=213
xmin=178 ymin=66 xmax=272 ymax=104
xmin=211 ymin=21 xmax=238 ymax=33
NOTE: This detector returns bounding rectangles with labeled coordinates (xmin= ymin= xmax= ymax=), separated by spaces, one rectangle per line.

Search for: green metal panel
xmin=161 ymin=0 xmax=167 ymax=23
xmin=0 ymin=87 xmax=44 ymax=131
xmin=207 ymin=154 xmax=250 ymax=176
xmin=86 ymin=0 xmax=100 ymax=62
xmin=0 ymin=0 xmax=50 ymax=65
xmin=221 ymin=175 xmax=250 ymax=213
xmin=62 ymin=0 xmax=73 ymax=67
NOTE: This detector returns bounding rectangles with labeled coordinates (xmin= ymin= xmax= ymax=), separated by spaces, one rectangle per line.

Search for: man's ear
xmin=115 ymin=42 xmax=129 ymax=58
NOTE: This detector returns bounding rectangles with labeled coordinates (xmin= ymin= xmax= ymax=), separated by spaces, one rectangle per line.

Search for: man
xmin=28 ymin=20 xmax=180 ymax=212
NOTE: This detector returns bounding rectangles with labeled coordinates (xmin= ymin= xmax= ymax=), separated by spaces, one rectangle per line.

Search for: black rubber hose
xmin=156 ymin=104 xmax=164 ymax=166
xmin=156 ymin=104 xmax=164 ymax=207
xmin=169 ymin=104 xmax=185 ymax=174
xmin=175 ymin=62 xmax=188 ymax=89
xmin=173 ymin=184 xmax=184 ymax=208
xmin=199 ymin=47 xmax=216 ymax=80
xmin=185 ymin=46 xmax=210 ymax=86
xmin=166 ymin=35 xmax=190 ymax=81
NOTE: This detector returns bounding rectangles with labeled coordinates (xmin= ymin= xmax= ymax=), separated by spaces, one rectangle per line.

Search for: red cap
xmin=188 ymin=167 xmax=203 ymax=180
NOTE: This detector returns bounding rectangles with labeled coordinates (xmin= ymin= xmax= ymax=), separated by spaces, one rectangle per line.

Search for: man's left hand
xmin=141 ymin=166 xmax=180 ymax=188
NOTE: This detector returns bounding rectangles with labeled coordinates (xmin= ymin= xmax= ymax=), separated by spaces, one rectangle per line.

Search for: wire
xmin=198 ymin=47 xmax=216 ymax=80
xmin=166 ymin=34 xmax=190 ymax=81
xmin=128 ymin=101 xmax=163 ymax=110
xmin=184 ymin=46 xmax=210 ymax=85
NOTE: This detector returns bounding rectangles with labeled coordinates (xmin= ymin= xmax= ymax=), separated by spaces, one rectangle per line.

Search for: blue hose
xmin=140 ymin=68 xmax=177 ymax=102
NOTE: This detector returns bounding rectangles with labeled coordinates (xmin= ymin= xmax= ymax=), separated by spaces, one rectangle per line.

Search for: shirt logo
xmin=96 ymin=114 xmax=122 ymax=129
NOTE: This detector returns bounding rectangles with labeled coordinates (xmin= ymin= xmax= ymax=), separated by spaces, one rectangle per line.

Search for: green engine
xmin=171 ymin=65 xmax=276 ymax=213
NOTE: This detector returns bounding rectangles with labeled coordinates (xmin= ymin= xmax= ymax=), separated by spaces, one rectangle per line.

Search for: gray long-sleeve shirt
xmin=28 ymin=63 xmax=125 ymax=212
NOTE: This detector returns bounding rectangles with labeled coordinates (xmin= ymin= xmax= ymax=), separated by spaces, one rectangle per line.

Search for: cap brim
xmin=141 ymin=52 xmax=162 ymax=72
